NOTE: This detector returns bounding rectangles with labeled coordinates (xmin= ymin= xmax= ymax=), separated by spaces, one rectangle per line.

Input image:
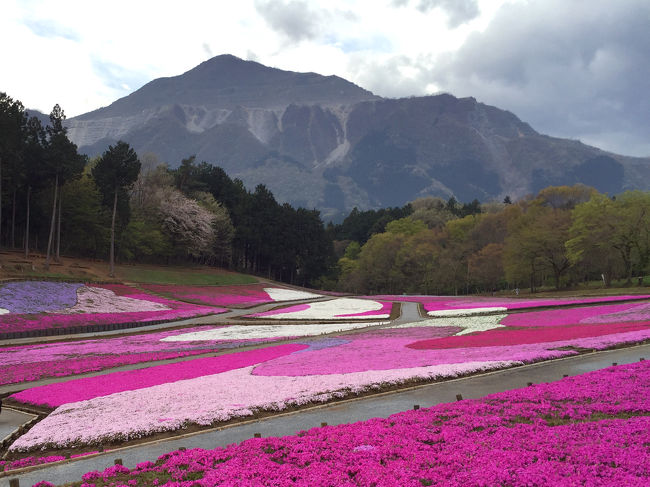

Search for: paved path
xmin=0 ymin=409 xmax=35 ymax=445
xmin=392 ymin=301 xmax=425 ymax=325
xmin=4 ymin=343 xmax=649 ymax=487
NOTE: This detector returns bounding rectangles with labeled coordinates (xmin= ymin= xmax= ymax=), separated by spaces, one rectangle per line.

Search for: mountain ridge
xmin=64 ymin=54 xmax=650 ymax=220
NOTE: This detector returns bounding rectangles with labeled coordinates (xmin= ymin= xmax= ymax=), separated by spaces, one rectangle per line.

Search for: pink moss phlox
xmin=138 ymin=283 xmax=279 ymax=307
xmin=0 ymin=455 xmax=65 ymax=472
xmin=249 ymin=304 xmax=311 ymax=317
xmin=502 ymin=302 xmax=650 ymax=328
xmin=253 ymin=327 xmax=572 ymax=376
xmin=408 ymin=320 xmax=650 ymax=350
xmin=0 ymin=325 xmax=251 ymax=385
xmin=72 ymin=362 xmax=650 ymax=486
xmin=367 ymin=294 xmax=650 ymax=312
xmin=0 ymin=284 xmax=226 ymax=333
xmin=12 ymin=343 xmax=308 ymax=407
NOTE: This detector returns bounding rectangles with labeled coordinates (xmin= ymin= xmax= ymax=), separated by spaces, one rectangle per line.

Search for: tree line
xmin=333 ymin=186 xmax=650 ymax=294
xmin=3 ymin=91 xmax=648 ymax=294
xmin=0 ymin=92 xmax=334 ymax=286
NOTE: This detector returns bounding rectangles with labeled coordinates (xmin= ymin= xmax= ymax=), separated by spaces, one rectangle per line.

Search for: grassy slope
xmin=0 ymin=250 xmax=257 ymax=285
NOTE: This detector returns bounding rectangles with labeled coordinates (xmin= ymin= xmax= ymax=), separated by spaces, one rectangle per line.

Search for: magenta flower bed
xmin=0 ymin=325 xmax=281 ymax=386
xmin=502 ymin=301 xmax=650 ymax=327
xmin=252 ymin=327 xmax=568 ymax=376
xmin=0 ymin=283 xmax=226 ymax=334
xmin=0 ymin=451 xmax=98 ymax=473
xmin=138 ymin=283 xmax=284 ymax=308
xmin=12 ymin=344 xmax=308 ymax=407
xmin=11 ymin=305 xmax=650 ymax=451
xmin=368 ymin=293 xmax=650 ymax=312
xmin=408 ymin=320 xmax=650 ymax=350
xmin=70 ymin=362 xmax=650 ymax=487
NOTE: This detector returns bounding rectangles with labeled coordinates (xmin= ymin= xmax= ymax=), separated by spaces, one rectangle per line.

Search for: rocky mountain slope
xmin=66 ymin=54 xmax=650 ymax=221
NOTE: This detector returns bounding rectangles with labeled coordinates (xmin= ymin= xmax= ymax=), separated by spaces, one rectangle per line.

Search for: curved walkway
xmin=0 ymin=409 xmax=35 ymax=445
xmin=3 ymin=343 xmax=649 ymax=486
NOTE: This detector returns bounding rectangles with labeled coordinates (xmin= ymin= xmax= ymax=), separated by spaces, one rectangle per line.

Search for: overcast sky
xmin=3 ymin=0 xmax=648 ymax=157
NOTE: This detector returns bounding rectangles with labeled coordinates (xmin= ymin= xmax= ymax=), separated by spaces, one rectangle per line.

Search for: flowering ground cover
xmin=0 ymin=451 xmax=99 ymax=473
xmin=11 ymin=344 xmax=307 ymax=408
xmin=9 ymin=359 xmax=515 ymax=451
xmin=7 ymin=300 xmax=650 ymax=453
xmin=501 ymin=301 xmax=650 ymax=327
xmin=248 ymin=298 xmax=393 ymax=320
xmin=0 ymin=325 xmax=280 ymax=386
xmin=0 ymin=281 xmax=83 ymax=314
xmin=0 ymin=282 xmax=226 ymax=334
xmin=368 ymin=293 xmax=650 ymax=315
xmin=159 ymin=321 xmax=387 ymax=341
xmin=61 ymin=361 xmax=650 ymax=486
xmin=137 ymin=283 xmax=321 ymax=308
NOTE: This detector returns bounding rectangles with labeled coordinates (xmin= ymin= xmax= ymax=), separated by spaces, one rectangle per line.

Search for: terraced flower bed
xmin=8 ymin=299 xmax=650 ymax=453
xmin=0 ymin=282 xmax=225 ymax=336
xmin=0 ymin=325 xmax=267 ymax=386
xmin=137 ymin=283 xmax=321 ymax=308
xmin=369 ymin=293 xmax=650 ymax=315
xmin=60 ymin=361 xmax=650 ymax=486
xmin=248 ymin=298 xmax=393 ymax=320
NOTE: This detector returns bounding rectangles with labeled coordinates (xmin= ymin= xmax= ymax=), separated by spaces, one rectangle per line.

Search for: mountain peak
xmin=66 ymin=56 xmax=650 ymax=220
xmin=77 ymin=54 xmax=378 ymax=120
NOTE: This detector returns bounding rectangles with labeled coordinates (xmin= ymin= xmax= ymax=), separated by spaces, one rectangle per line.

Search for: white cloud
xmin=3 ymin=0 xmax=646 ymax=157
xmin=2 ymin=0 xmax=503 ymax=116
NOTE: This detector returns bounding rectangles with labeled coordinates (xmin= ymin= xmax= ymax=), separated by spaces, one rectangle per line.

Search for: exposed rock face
xmin=66 ymin=54 xmax=650 ymax=221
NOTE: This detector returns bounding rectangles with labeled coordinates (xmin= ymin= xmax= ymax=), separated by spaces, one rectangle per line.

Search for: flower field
xmin=7 ymin=298 xmax=650 ymax=453
xmin=11 ymin=344 xmax=308 ymax=408
xmin=248 ymin=298 xmax=393 ymax=320
xmin=0 ymin=282 xmax=226 ymax=334
xmin=159 ymin=321 xmax=387 ymax=341
xmin=64 ymin=361 xmax=650 ymax=486
xmin=136 ymin=283 xmax=321 ymax=308
xmin=0 ymin=320 xmax=391 ymax=386
xmin=369 ymin=293 xmax=650 ymax=315
xmin=0 ymin=325 xmax=278 ymax=386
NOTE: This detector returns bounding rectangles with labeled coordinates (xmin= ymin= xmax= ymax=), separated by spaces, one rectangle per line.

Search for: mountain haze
xmin=66 ymin=55 xmax=650 ymax=220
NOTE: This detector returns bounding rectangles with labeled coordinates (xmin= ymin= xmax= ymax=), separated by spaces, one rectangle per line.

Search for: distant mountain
xmin=24 ymin=108 xmax=50 ymax=127
xmin=66 ymin=54 xmax=650 ymax=221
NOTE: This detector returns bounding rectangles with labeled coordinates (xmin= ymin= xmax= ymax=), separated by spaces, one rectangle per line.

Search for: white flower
xmin=390 ymin=314 xmax=507 ymax=336
xmin=161 ymin=322 xmax=387 ymax=341
xmin=258 ymin=298 xmax=389 ymax=320
xmin=264 ymin=288 xmax=322 ymax=301
xmin=55 ymin=287 xmax=170 ymax=314
xmin=427 ymin=307 xmax=507 ymax=317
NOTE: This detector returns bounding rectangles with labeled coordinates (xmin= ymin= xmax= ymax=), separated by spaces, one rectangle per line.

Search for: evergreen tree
xmin=92 ymin=141 xmax=141 ymax=277
xmin=44 ymin=105 xmax=85 ymax=268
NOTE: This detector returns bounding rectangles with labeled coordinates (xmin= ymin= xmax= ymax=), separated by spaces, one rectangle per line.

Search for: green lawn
xmin=117 ymin=266 xmax=258 ymax=285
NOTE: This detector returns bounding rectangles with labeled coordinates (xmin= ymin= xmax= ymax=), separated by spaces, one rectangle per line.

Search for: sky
xmin=2 ymin=0 xmax=649 ymax=157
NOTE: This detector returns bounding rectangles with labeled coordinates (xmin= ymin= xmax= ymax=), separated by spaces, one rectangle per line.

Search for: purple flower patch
xmin=0 ymin=281 xmax=83 ymax=314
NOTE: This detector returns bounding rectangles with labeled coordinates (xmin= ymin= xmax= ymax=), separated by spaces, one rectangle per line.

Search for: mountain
xmin=66 ymin=54 xmax=650 ymax=221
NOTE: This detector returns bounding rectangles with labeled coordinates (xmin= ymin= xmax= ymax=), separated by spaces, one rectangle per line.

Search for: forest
xmin=1 ymin=92 xmax=649 ymax=294
xmin=0 ymin=93 xmax=333 ymax=286
xmin=333 ymin=186 xmax=650 ymax=294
